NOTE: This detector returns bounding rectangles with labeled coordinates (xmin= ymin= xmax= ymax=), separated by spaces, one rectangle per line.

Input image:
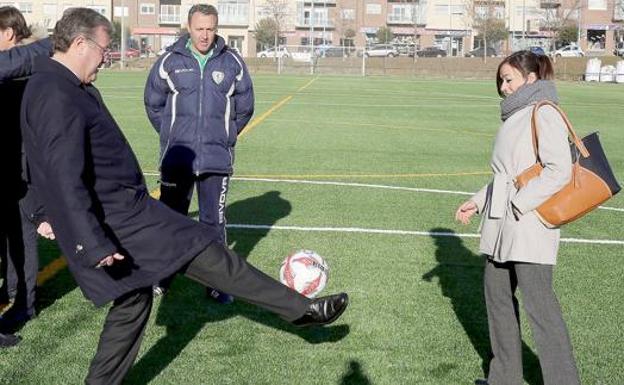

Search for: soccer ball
xmin=279 ymin=250 xmax=329 ymax=298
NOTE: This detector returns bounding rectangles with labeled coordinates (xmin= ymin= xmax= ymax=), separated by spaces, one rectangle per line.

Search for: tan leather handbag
xmin=514 ymin=101 xmax=621 ymax=228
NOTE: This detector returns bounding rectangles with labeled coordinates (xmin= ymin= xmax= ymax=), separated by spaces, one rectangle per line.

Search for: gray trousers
xmin=484 ymin=258 xmax=580 ymax=385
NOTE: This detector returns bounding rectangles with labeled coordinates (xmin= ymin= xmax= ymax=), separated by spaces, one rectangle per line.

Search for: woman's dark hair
xmin=52 ymin=7 xmax=112 ymax=53
xmin=0 ymin=6 xmax=31 ymax=43
xmin=496 ymin=50 xmax=554 ymax=97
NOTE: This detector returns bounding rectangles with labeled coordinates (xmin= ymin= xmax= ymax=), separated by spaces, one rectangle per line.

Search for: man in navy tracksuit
xmin=144 ymin=4 xmax=253 ymax=303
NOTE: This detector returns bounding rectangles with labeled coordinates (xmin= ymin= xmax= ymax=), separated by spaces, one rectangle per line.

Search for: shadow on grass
xmin=423 ymin=228 xmax=542 ymax=385
xmin=127 ymin=191 xmax=349 ymax=384
xmin=189 ymin=190 xmax=291 ymax=260
xmin=339 ymin=360 xmax=372 ymax=385
xmin=126 ymin=281 xmax=350 ymax=385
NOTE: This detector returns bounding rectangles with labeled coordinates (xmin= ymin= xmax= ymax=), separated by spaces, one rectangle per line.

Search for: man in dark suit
xmin=21 ymin=8 xmax=348 ymax=385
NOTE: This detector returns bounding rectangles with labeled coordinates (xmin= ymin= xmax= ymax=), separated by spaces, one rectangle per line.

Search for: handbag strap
xmin=529 ymin=100 xmax=590 ymax=163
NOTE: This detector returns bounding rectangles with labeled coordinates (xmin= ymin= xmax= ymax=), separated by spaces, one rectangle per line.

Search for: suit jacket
xmin=471 ymin=104 xmax=572 ymax=265
xmin=0 ymin=38 xmax=51 ymax=83
xmin=21 ymin=57 xmax=217 ymax=306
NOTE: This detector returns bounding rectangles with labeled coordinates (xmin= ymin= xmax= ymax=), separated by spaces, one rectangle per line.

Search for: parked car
xmin=465 ymin=46 xmax=497 ymax=57
xmin=551 ymin=44 xmax=584 ymax=57
xmin=256 ymin=46 xmax=290 ymax=58
xmin=528 ymin=46 xmax=546 ymax=56
xmin=108 ymin=48 xmax=141 ymax=61
xmin=363 ymin=44 xmax=399 ymax=57
xmin=415 ymin=46 xmax=447 ymax=58
xmin=317 ymin=47 xmax=347 ymax=58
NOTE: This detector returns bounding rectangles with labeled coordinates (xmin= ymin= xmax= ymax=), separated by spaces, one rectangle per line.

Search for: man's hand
xmin=455 ymin=200 xmax=478 ymax=225
xmin=95 ymin=253 xmax=125 ymax=268
xmin=37 ymin=221 xmax=55 ymax=240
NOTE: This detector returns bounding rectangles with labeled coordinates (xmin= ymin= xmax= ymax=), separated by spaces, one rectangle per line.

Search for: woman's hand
xmin=455 ymin=200 xmax=478 ymax=225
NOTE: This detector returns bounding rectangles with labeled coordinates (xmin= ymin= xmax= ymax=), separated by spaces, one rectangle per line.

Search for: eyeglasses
xmin=83 ymin=35 xmax=111 ymax=57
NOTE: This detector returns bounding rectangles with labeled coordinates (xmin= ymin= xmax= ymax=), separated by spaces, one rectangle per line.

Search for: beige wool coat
xmin=471 ymin=104 xmax=572 ymax=265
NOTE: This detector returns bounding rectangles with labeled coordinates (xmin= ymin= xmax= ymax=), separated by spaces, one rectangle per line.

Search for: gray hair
xmin=187 ymin=4 xmax=218 ymax=25
xmin=52 ymin=7 xmax=112 ymax=53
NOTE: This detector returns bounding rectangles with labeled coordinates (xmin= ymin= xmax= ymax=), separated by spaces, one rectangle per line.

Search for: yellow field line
xmin=239 ymin=77 xmax=319 ymax=139
xmin=238 ymin=95 xmax=293 ymax=138
xmin=36 ymin=256 xmax=68 ymax=286
xmin=297 ymin=77 xmax=318 ymax=92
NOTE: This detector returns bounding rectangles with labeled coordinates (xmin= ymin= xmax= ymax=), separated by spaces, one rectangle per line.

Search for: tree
xmin=556 ymin=23 xmax=579 ymax=46
xmin=539 ymin=0 xmax=582 ymax=50
xmin=466 ymin=0 xmax=507 ymax=61
xmin=376 ymin=26 xmax=394 ymax=44
xmin=260 ymin=0 xmax=289 ymax=50
xmin=254 ymin=17 xmax=279 ymax=49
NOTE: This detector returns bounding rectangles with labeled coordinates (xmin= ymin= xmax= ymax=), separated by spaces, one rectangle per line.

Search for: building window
xmin=140 ymin=3 xmax=155 ymax=15
xmin=587 ymin=29 xmax=606 ymax=50
xmin=114 ymin=6 xmax=129 ymax=17
xmin=366 ymin=3 xmax=381 ymax=15
xmin=217 ymin=0 xmax=248 ymax=25
xmin=388 ymin=4 xmax=413 ymax=23
xmin=341 ymin=9 xmax=355 ymax=20
xmin=160 ymin=4 xmax=180 ymax=24
xmin=18 ymin=2 xmax=32 ymax=13
xmin=435 ymin=4 xmax=449 ymax=15
xmin=43 ymin=3 xmax=56 ymax=15
xmin=87 ymin=5 xmax=107 ymax=15
xmin=587 ymin=0 xmax=606 ymax=10
xmin=228 ymin=35 xmax=244 ymax=54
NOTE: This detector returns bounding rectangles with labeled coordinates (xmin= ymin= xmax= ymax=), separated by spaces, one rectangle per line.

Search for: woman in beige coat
xmin=455 ymin=51 xmax=580 ymax=385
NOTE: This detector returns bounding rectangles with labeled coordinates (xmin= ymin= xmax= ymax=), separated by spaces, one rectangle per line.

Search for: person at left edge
xmin=144 ymin=4 xmax=254 ymax=303
xmin=0 ymin=6 xmax=54 ymax=332
xmin=0 ymin=14 xmax=52 ymax=348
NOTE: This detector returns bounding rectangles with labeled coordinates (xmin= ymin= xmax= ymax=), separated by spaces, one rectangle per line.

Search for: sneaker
xmin=0 ymin=333 xmax=20 ymax=348
xmin=206 ymin=287 xmax=234 ymax=305
xmin=153 ymin=285 xmax=167 ymax=297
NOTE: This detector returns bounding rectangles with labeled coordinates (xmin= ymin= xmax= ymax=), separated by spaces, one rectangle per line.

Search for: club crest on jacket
xmin=212 ymin=71 xmax=224 ymax=84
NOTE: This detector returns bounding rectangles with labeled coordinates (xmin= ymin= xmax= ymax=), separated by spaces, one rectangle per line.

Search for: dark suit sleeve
xmin=0 ymin=38 xmax=52 ymax=82
xmin=234 ymin=58 xmax=254 ymax=135
xmin=28 ymin=91 xmax=117 ymax=267
xmin=144 ymin=55 xmax=170 ymax=133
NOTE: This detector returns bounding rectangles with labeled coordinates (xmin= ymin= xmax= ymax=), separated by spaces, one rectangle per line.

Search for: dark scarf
xmin=500 ymin=80 xmax=559 ymax=121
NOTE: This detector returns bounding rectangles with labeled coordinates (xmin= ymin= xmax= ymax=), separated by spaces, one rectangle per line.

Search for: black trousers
xmin=1 ymin=200 xmax=38 ymax=313
xmin=85 ymin=243 xmax=310 ymax=385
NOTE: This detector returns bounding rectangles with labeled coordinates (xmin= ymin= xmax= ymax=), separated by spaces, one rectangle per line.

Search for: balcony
xmin=540 ymin=0 xmax=561 ymax=9
xmin=302 ymin=0 xmax=336 ymax=5
xmin=387 ymin=15 xmax=417 ymax=25
xmin=296 ymin=18 xmax=334 ymax=29
xmin=159 ymin=15 xmax=180 ymax=25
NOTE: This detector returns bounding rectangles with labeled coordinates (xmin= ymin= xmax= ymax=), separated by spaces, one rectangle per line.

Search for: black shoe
xmin=292 ymin=293 xmax=349 ymax=327
xmin=475 ymin=379 xmax=488 ymax=385
xmin=0 ymin=306 xmax=35 ymax=331
xmin=0 ymin=332 xmax=20 ymax=348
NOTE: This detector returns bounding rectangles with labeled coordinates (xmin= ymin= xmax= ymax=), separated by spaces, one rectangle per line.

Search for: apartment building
xmin=5 ymin=0 xmax=623 ymax=56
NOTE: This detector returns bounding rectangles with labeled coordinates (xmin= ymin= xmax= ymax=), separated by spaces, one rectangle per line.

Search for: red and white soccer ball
xmin=279 ymin=250 xmax=329 ymax=298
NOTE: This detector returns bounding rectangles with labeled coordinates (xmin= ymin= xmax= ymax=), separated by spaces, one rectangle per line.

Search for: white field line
xmin=142 ymin=173 xmax=624 ymax=213
xmin=227 ymin=224 xmax=624 ymax=246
